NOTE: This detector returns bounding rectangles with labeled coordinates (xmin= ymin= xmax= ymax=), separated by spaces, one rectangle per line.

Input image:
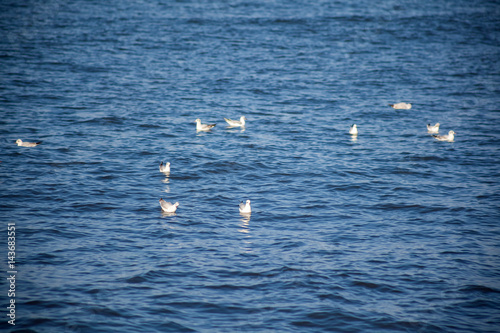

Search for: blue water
xmin=1 ymin=0 xmax=500 ymax=332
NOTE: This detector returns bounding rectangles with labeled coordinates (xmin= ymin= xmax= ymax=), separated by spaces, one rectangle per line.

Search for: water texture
xmin=1 ymin=0 xmax=499 ymax=332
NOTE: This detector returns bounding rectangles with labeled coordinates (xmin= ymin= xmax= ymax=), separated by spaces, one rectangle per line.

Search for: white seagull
xmin=159 ymin=161 xmax=171 ymax=173
xmin=389 ymin=102 xmax=412 ymax=110
xmin=159 ymin=198 xmax=179 ymax=213
xmin=16 ymin=139 xmax=42 ymax=147
xmin=195 ymin=119 xmax=216 ymax=131
xmin=433 ymin=130 xmax=455 ymax=142
xmin=224 ymin=116 xmax=246 ymax=127
xmin=239 ymin=199 xmax=251 ymax=214
xmin=427 ymin=123 xmax=440 ymax=134
xmin=349 ymin=124 xmax=358 ymax=135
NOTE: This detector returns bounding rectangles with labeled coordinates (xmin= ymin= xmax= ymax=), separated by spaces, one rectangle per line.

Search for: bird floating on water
xmin=159 ymin=161 xmax=171 ymax=173
xmin=433 ymin=130 xmax=455 ymax=142
xmin=427 ymin=123 xmax=440 ymax=134
xmin=389 ymin=102 xmax=412 ymax=110
xmin=195 ymin=119 xmax=216 ymax=131
xmin=16 ymin=139 xmax=42 ymax=147
xmin=224 ymin=116 xmax=246 ymax=127
xmin=159 ymin=198 xmax=179 ymax=213
xmin=349 ymin=124 xmax=358 ymax=135
xmin=239 ymin=199 xmax=251 ymax=214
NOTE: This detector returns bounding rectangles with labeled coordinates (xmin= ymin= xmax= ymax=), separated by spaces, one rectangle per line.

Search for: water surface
xmin=1 ymin=0 xmax=499 ymax=332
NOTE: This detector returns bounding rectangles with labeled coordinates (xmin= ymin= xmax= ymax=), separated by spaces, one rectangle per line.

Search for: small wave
xmin=29 ymin=252 xmax=67 ymax=265
xmin=48 ymin=161 xmax=91 ymax=168
xmin=292 ymin=311 xmax=363 ymax=330
xmin=125 ymin=275 xmax=147 ymax=284
xmin=200 ymin=160 xmax=247 ymax=174
xmin=326 ymin=183 xmax=363 ymax=191
xmin=158 ymin=321 xmax=196 ymax=332
xmin=25 ymin=300 xmax=66 ymax=308
xmin=458 ymin=284 xmax=500 ymax=294
xmin=78 ymin=116 xmax=128 ymax=125
xmin=86 ymin=288 xmax=100 ymax=294
xmin=372 ymin=203 xmax=449 ymax=214
xmin=205 ymin=282 xmax=269 ymax=291
xmin=89 ymin=305 xmax=123 ymax=317
xmin=352 ymin=280 xmax=403 ymax=293
xmin=407 ymin=155 xmax=449 ymax=162
xmin=16 ymin=317 xmax=52 ymax=327
xmin=139 ymin=123 xmax=163 ymax=129
xmin=71 ymin=202 xmax=118 ymax=211
xmin=317 ymin=292 xmax=352 ymax=303
xmin=457 ymin=299 xmax=499 ymax=309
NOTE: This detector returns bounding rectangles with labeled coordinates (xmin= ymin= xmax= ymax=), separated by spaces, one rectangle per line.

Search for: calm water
xmin=1 ymin=0 xmax=500 ymax=332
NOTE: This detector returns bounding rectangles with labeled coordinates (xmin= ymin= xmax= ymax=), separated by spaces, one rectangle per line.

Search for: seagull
xmin=389 ymin=102 xmax=412 ymax=110
xmin=159 ymin=161 xmax=171 ymax=173
xmin=224 ymin=116 xmax=246 ymax=127
xmin=433 ymin=130 xmax=455 ymax=142
xmin=159 ymin=198 xmax=179 ymax=213
xmin=195 ymin=119 xmax=216 ymax=131
xmin=349 ymin=124 xmax=358 ymax=135
xmin=427 ymin=123 xmax=440 ymax=134
xmin=239 ymin=199 xmax=251 ymax=214
xmin=16 ymin=139 xmax=42 ymax=147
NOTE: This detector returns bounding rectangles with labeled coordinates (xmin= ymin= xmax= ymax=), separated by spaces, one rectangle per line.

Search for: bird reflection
xmin=238 ymin=213 xmax=251 ymax=233
xmin=226 ymin=127 xmax=246 ymax=133
xmin=161 ymin=211 xmax=177 ymax=217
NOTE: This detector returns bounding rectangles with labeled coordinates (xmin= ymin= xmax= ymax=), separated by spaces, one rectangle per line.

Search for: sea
xmin=1 ymin=0 xmax=499 ymax=332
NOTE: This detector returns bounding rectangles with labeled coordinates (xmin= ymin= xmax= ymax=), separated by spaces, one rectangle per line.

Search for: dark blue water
xmin=1 ymin=0 xmax=500 ymax=332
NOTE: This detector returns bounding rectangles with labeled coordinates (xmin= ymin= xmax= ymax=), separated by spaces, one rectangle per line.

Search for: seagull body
xmin=427 ymin=123 xmax=440 ymax=134
xmin=433 ymin=130 xmax=455 ymax=142
xmin=195 ymin=119 xmax=216 ymax=131
xmin=159 ymin=198 xmax=179 ymax=213
xmin=349 ymin=124 xmax=358 ymax=135
xmin=159 ymin=161 xmax=171 ymax=173
xmin=16 ymin=139 xmax=42 ymax=147
xmin=224 ymin=116 xmax=246 ymax=127
xmin=239 ymin=200 xmax=251 ymax=214
xmin=389 ymin=102 xmax=412 ymax=110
